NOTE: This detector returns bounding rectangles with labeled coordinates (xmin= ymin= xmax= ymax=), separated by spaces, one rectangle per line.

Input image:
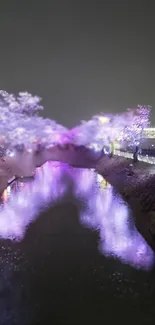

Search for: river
xmin=0 ymin=162 xmax=155 ymax=324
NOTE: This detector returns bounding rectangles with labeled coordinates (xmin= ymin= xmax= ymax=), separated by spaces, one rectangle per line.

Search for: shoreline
xmin=96 ymin=156 xmax=155 ymax=251
xmin=1 ymin=148 xmax=155 ymax=252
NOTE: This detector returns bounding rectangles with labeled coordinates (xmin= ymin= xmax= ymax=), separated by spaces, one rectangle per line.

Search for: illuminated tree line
xmin=70 ymin=105 xmax=151 ymax=148
xmin=0 ymin=89 xmax=151 ymax=151
xmin=0 ymin=90 xmax=68 ymax=149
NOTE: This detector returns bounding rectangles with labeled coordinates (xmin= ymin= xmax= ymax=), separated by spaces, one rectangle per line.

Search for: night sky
xmin=0 ymin=0 xmax=155 ymax=127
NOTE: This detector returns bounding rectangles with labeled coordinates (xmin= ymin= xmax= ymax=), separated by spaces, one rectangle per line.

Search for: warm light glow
xmin=2 ymin=189 xmax=8 ymax=202
xmin=2 ymin=185 xmax=11 ymax=202
xmin=98 ymin=116 xmax=110 ymax=124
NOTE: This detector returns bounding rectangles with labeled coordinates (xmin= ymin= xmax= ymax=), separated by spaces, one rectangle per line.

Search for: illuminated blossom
xmin=0 ymin=89 xmax=151 ymax=151
xmin=70 ymin=106 xmax=151 ymax=148
xmin=0 ymin=90 xmax=68 ymax=148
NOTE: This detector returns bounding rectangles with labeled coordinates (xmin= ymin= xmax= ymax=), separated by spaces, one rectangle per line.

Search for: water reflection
xmin=0 ymin=245 xmax=29 ymax=325
xmin=0 ymin=162 xmax=154 ymax=270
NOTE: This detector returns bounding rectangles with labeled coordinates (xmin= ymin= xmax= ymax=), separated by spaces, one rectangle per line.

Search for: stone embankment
xmin=96 ymin=155 xmax=155 ymax=250
xmin=96 ymin=155 xmax=155 ymax=212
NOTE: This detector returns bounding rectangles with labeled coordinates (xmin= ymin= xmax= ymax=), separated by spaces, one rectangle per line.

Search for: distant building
xmin=142 ymin=128 xmax=155 ymax=139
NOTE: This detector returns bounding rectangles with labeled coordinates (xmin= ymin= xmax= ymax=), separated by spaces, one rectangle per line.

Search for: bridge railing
xmin=114 ymin=149 xmax=155 ymax=165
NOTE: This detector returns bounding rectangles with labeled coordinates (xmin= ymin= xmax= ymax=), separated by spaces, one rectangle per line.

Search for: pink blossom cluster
xmin=0 ymin=90 xmax=68 ymax=148
xmin=0 ymin=90 xmax=151 ymax=150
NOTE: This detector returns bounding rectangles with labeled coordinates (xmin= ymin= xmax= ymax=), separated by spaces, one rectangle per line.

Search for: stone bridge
xmin=0 ymin=144 xmax=101 ymax=194
xmin=1 ymin=143 xmax=155 ymax=253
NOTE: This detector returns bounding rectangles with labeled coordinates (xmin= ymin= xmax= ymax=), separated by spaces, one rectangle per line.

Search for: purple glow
xmin=0 ymin=163 xmax=154 ymax=270
xmin=0 ymin=89 xmax=153 ymax=271
xmin=0 ymin=89 xmax=151 ymax=151
xmin=70 ymin=106 xmax=151 ymax=148
xmin=76 ymin=172 xmax=154 ymax=270
xmin=0 ymin=162 xmax=68 ymax=240
xmin=0 ymin=90 xmax=68 ymax=148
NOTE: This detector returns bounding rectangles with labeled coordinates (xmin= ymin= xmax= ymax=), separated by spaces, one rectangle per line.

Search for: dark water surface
xmin=0 ymin=163 xmax=155 ymax=324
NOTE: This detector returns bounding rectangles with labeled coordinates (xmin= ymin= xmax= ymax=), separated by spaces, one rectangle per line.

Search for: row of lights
xmin=114 ymin=149 xmax=155 ymax=165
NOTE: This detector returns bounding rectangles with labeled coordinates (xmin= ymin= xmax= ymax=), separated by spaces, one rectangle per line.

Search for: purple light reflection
xmin=0 ymin=163 xmax=154 ymax=270
xmin=74 ymin=171 xmax=155 ymax=270
xmin=0 ymin=162 xmax=68 ymax=240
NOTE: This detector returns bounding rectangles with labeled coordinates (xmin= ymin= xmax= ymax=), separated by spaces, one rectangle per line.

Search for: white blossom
xmin=0 ymin=90 xmax=68 ymax=149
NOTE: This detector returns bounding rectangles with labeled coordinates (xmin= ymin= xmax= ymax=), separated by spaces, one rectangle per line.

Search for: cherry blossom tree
xmin=0 ymin=90 xmax=43 ymax=116
xmin=119 ymin=105 xmax=151 ymax=146
xmin=0 ymin=90 xmax=68 ymax=149
xmin=70 ymin=106 xmax=151 ymax=149
xmin=0 ymin=89 xmax=151 ymax=152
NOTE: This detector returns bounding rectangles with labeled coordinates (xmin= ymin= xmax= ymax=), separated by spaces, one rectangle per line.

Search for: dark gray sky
xmin=0 ymin=0 xmax=155 ymax=127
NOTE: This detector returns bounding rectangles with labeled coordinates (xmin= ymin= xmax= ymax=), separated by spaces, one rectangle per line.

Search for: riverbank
xmin=96 ymin=155 xmax=155 ymax=251
xmin=1 ymin=146 xmax=155 ymax=253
